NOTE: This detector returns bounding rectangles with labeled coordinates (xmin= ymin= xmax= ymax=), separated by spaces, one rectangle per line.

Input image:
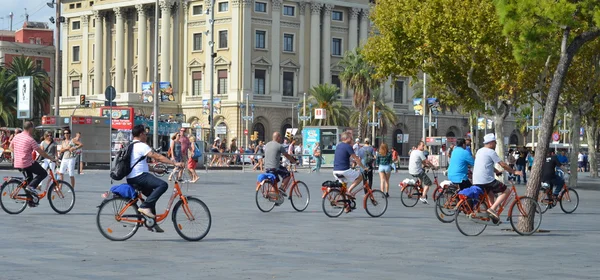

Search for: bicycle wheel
xmin=289 ymin=181 xmax=310 ymax=212
xmin=322 ymin=189 xmax=345 ymax=218
xmin=432 ymin=187 xmax=442 ymax=202
xmin=172 ymin=197 xmax=212 ymax=241
xmin=96 ymin=197 xmax=140 ymax=241
xmin=47 ymin=180 xmax=75 ymax=214
xmin=537 ymin=188 xmax=551 ymax=214
xmin=255 ymin=181 xmax=276 ymax=212
xmin=0 ymin=180 xmax=28 ymax=214
xmin=559 ymin=188 xmax=579 ymax=214
xmin=400 ymin=185 xmax=419 ymax=207
xmin=365 ymin=190 xmax=388 ymax=217
xmin=509 ymin=197 xmax=542 ymax=236
xmin=435 ymin=191 xmax=457 ymax=223
xmin=455 ymin=199 xmax=487 ymax=236
xmin=153 ymin=163 xmax=167 ymax=177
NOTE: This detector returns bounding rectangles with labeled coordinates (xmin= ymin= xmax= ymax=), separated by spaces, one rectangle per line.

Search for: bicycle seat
xmin=541 ymin=182 xmax=552 ymax=188
xmin=334 ymin=174 xmax=345 ymax=179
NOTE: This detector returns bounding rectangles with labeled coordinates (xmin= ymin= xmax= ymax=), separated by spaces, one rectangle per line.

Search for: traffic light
xmin=250 ymin=131 xmax=259 ymax=141
xmin=79 ymin=95 xmax=86 ymax=105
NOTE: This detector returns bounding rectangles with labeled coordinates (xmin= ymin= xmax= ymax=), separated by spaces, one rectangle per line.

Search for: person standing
xmin=527 ymin=151 xmax=534 ymax=172
xmin=391 ymin=148 xmax=399 ymax=173
xmin=179 ymin=128 xmax=191 ymax=174
xmin=577 ymin=151 xmax=584 ymax=172
xmin=73 ymin=132 xmax=84 ymax=174
xmin=312 ymin=142 xmax=322 ymax=172
xmin=39 ymin=131 xmax=58 ymax=189
xmin=376 ymin=143 xmax=393 ymax=197
xmin=515 ymin=149 xmax=527 ymax=184
xmin=58 ymin=128 xmax=83 ymax=188
xmin=230 ymin=139 xmax=238 ymax=165
xmin=358 ymin=138 xmax=375 ymax=189
xmin=254 ymin=141 xmax=265 ymax=171
xmin=168 ymin=133 xmax=183 ymax=181
xmin=583 ymin=152 xmax=589 ymax=172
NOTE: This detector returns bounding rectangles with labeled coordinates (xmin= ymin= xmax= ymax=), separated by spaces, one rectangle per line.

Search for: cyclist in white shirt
xmin=126 ymin=125 xmax=184 ymax=232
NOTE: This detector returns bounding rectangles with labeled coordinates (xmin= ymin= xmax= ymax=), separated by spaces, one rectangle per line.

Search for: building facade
xmin=60 ymin=0 xmax=519 ymax=155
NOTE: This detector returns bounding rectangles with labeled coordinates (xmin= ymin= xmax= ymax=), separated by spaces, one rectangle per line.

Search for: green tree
xmin=364 ymin=0 xmax=533 ymax=159
xmin=299 ymin=84 xmax=350 ymax=127
xmin=7 ymin=55 xmax=52 ymax=120
xmin=0 ymin=68 xmax=17 ymax=126
xmin=338 ymin=49 xmax=379 ymax=140
xmin=495 ymin=0 xmax=600 ymax=231
xmin=349 ymin=89 xmax=398 ymax=140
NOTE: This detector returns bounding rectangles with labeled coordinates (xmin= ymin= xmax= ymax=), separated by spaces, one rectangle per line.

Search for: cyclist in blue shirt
xmin=447 ymin=138 xmax=475 ymax=190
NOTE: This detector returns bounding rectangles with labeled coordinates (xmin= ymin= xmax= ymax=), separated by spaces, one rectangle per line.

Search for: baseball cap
xmin=355 ymin=138 xmax=360 ymax=142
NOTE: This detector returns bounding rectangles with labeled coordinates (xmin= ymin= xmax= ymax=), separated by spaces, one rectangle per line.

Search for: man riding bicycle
xmin=9 ymin=121 xmax=57 ymax=206
xmin=408 ymin=141 xmax=437 ymax=204
xmin=472 ymin=134 xmax=521 ymax=223
xmin=332 ymin=132 xmax=365 ymax=199
xmin=263 ymin=132 xmax=297 ymax=194
xmin=126 ymin=125 xmax=184 ymax=232
xmin=447 ymin=138 xmax=474 ymax=190
xmin=542 ymin=149 xmax=568 ymax=198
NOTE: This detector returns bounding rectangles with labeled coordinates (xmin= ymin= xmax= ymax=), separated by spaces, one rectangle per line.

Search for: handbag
xmin=192 ymin=143 xmax=202 ymax=160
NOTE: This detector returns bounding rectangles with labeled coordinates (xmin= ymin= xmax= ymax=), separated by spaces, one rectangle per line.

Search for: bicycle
xmin=399 ymin=168 xmax=442 ymax=207
xmin=255 ymin=170 xmax=310 ymax=212
xmin=96 ymin=177 xmax=211 ymax=241
xmin=321 ymin=169 xmax=388 ymax=218
xmin=454 ymin=181 xmax=542 ymax=236
xmin=434 ymin=181 xmax=460 ymax=223
xmin=0 ymin=164 xmax=75 ymax=214
xmin=538 ymin=181 xmax=579 ymax=214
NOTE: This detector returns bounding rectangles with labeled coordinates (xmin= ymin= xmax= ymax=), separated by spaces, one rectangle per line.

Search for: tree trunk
xmin=520 ymin=31 xmax=580 ymax=233
xmin=586 ymin=121 xmax=598 ymax=177
xmin=357 ymin=111 xmax=363 ymax=140
xmin=469 ymin=113 xmax=475 ymax=153
xmin=568 ymin=110 xmax=581 ymax=187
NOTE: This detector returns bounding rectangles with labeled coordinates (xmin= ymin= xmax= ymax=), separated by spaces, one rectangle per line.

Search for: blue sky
xmin=0 ymin=0 xmax=56 ymax=31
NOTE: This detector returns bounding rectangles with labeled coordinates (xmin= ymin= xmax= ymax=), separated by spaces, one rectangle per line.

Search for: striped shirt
xmin=11 ymin=132 xmax=39 ymax=169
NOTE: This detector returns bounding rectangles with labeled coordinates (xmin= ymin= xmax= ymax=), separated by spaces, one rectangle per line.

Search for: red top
xmin=11 ymin=132 xmax=39 ymax=169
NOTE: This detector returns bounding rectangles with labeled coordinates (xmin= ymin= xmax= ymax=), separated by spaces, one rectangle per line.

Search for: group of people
xmin=167 ymin=128 xmax=200 ymax=183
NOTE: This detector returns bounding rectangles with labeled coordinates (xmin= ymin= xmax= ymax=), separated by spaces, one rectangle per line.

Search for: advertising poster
xmin=202 ymin=100 xmax=210 ymax=115
xmin=302 ymin=128 xmax=321 ymax=165
xmin=141 ymin=82 xmax=153 ymax=103
xmin=160 ymin=82 xmax=174 ymax=102
xmin=427 ymin=98 xmax=440 ymax=115
xmin=413 ymin=98 xmax=423 ymax=115
xmin=17 ymin=76 xmax=33 ymax=119
xmin=486 ymin=119 xmax=493 ymax=130
xmin=213 ymin=98 xmax=221 ymax=114
xmin=477 ymin=117 xmax=485 ymax=130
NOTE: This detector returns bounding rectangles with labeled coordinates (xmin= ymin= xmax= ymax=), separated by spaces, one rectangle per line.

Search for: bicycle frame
xmin=117 ymin=181 xmax=193 ymax=224
xmin=321 ymin=172 xmax=376 ymax=210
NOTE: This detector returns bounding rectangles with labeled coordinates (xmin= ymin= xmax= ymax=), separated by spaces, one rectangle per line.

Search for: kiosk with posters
xmin=425 ymin=137 xmax=456 ymax=168
xmin=100 ymin=106 xmax=135 ymax=158
xmin=302 ymin=126 xmax=345 ymax=168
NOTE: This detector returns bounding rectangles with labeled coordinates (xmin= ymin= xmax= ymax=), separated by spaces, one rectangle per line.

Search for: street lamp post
xmin=207 ymin=0 xmax=216 ymax=144
xmin=368 ymin=107 xmax=382 ymax=144
xmin=152 ymin=0 xmax=159 ymax=149
xmin=240 ymin=94 xmax=254 ymax=148
xmin=47 ymin=0 xmax=62 ymax=116
xmin=297 ymin=98 xmax=312 ymax=127
xmin=422 ymin=72 xmax=427 ymax=142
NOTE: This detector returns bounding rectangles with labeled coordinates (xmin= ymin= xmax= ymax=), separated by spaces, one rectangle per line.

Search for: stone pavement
xmin=0 ymin=169 xmax=599 ymax=280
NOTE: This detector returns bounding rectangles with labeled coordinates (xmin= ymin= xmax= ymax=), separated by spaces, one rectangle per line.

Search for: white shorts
xmin=59 ymin=157 xmax=76 ymax=177
xmin=332 ymin=169 xmax=360 ymax=183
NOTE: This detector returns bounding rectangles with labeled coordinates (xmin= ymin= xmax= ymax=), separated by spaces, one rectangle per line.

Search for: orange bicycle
xmin=0 ymin=165 xmax=75 ymax=214
xmin=454 ymin=181 xmax=542 ymax=236
xmin=538 ymin=170 xmax=579 ymax=214
xmin=96 ymin=179 xmax=211 ymax=241
xmin=399 ymin=168 xmax=442 ymax=207
xmin=321 ymin=169 xmax=388 ymax=218
xmin=255 ymin=170 xmax=310 ymax=212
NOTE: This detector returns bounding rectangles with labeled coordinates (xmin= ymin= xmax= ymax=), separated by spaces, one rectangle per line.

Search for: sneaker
xmin=385 ymin=192 xmax=389 ymax=198
xmin=279 ymin=187 xmax=287 ymax=197
xmin=486 ymin=209 xmax=500 ymax=222
xmin=153 ymin=224 xmax=165 ymax=233
xmin=24 ymin=186 xmax=38 ymax=196
xmin=419 ymin=198 xmax=428 ymax=204
xmin=138 ymin=208 xmax=155 ymax=218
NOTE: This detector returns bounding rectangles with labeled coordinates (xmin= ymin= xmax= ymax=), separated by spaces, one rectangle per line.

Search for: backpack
xmin=110 ymin=142 xmax=145 ymax=181
xmin=192 ymin=142 xmax=202 ymax=160
xmin=361 ymin=146 xmax=375 ymax=166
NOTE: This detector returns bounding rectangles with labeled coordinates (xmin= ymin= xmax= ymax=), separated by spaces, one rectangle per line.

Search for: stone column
xmin=309 ymin=2 xmax=322 ymax=88
xmin=359 ymin=9 xmax=368 ymax=46
xmin=62 ymin=23 xmax=68 ymax=96
xmin=348 ymin=7 xmax=360 ymax=51
xmin=136 ymin=4 xmax=148 ymax=83
xmin=114 ymin=7 xmax=125 ymax=93
xmin=322 ymin=4 xmax=333 ymax=85
xmin=204 ymin=0 xmax=212 ymax=95
xmin=297 ymin=1 xmax=306 ymax=94
xmin=93 ymin=11 xmax=103 ymax=97
xmin=182 ymin=2 xmax=189 ymax=96
xmin=242 ymin=0 xmax=253 ymax=97
xmin=81 ymin=15 xmax=89 ymax=95
xmin=159 ymin=0 xmax=173 ymax=82
xmin=270 ymin=0 xmax=282 ymax=95
xmin=230 ymin=0 xmax=241 ymax=97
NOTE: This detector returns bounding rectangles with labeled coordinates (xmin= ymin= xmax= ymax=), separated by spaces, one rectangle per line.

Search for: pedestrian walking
xmin=392 ymin=148 xmax=399 ymax=173
xmin=515 ymin=150 xmax=527 ymax=184
xmin=358 ymin=138 xmax=375 ymax=190
xmin=376 ymin=143 xmax=393 ymax=197
xmin=168 ymin=133 xmax=183 ymax=181
xmin=188 ymin=136 xmax=200 ymax=183
xmin=312 ymin=142 xmax=322 ymax=172
xmin=73 ymin=132 xmax=84 ymax=174
xmin=58 ymin=128 xmax=82 ymax=188
xmin=577 ymin=151 xmax=584 ymax=172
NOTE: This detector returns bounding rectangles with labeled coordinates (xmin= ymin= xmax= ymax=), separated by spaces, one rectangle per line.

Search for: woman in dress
xmin=187 ymin=136 xmax=200 ymax=183
xmin=376 ymin=143 xmax=393 ymax=197
xmin=168 ymin=133 xmax=183 ymax=181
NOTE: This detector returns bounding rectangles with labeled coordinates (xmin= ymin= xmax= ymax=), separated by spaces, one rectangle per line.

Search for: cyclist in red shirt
xmin=9 ymin=121 xmax=57 ymax=205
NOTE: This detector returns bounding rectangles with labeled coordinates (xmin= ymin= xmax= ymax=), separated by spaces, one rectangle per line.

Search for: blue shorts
xmin=378 ymin=164 xmax=392 ymax=173
xmin=266 ymin=166 xmax=290 ymax=181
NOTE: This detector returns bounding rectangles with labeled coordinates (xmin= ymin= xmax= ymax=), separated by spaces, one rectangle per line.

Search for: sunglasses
xmin=64 ymin=132 xmax=70 ymax=134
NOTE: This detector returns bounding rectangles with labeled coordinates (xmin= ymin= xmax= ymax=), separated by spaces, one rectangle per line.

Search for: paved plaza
xmin=0 ymin=169 xmax=599 ymax=280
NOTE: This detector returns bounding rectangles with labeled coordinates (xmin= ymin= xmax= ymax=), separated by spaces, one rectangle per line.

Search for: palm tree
xmin=350 ymin=89 xmax=398 ymax=140
xmin=338 ymin=49 xmax=379 ymax=139
xmin=7 ymin=55 xmax=52 ymax=120
xmin=0 ymin=68 xmax=17 ymax=126
xmin=299 ymin=84 xmax=350 ymax=127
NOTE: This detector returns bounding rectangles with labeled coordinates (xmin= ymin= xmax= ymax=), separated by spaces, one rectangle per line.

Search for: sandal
xmin=486 ymin=209 xmax=499 ymax=220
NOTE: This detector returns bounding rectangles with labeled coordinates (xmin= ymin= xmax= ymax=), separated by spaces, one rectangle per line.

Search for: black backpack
xmin=110 ymin=142 xmax=146 ymax=181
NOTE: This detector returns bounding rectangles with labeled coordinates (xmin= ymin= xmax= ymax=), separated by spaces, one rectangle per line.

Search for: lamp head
xmin=46 ymin=1 xmax=55 ymax=8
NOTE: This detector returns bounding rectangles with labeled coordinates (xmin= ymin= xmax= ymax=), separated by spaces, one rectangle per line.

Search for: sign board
xmin=315 ymin=108 xmax=326 ymax=120
xmin=100 ymin=106 xmax=134 ymax=130
xmin=141 ymin=82 xmax=153 ymax=103
xmin=41 ymin=116 xmax=57 ymax=125
xmin=159 ymin=82 xmax=174 ymax=102
xmin=552 ymin=132 xmax=560 ymax=141
xmin=244 ymin=129 xmax=248 ymax=135
xmin=580 ymin=127 xmax=584 ymax=136
xmin=413 ymin=98 xmax=423 ymax=115
xmin=396 ymin=134 xmax=409 ymax=143
xmin=215 ymin=124 xmax=227 ymax=135
xmin=105 ymin=86 xmax=116 ymax=102
xmin=17 ymin=76 xmax=33 ymax=119
xmin=181 ymin=123 xmax=191 ymax=128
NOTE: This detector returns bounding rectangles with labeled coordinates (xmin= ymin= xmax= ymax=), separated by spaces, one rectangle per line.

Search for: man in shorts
xmin=332 ymin=132 xmax=365 ymax=198
xmin=473 ymin=134 xmax=521 ymax=223
xmin=58 ymin=128 xmax=83 ymax=188
xmin=264 ymin=132 xmax=297 ymax=195
xmin=408 ymin=141 xmax=437 ymax=204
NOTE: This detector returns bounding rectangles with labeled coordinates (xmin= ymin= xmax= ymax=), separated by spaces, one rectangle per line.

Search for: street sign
xmin=552 ymin=132 xmax=560 ymax=141
xmin=17 ymin=76 xmax=33 ymax=119
xmin=244 ymin=129 xmax=248 ymax=135
xmin=104 ymin=86 xmax=116 ymax=102
xmin=315 ymin=108 xmax=326 ymax=120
